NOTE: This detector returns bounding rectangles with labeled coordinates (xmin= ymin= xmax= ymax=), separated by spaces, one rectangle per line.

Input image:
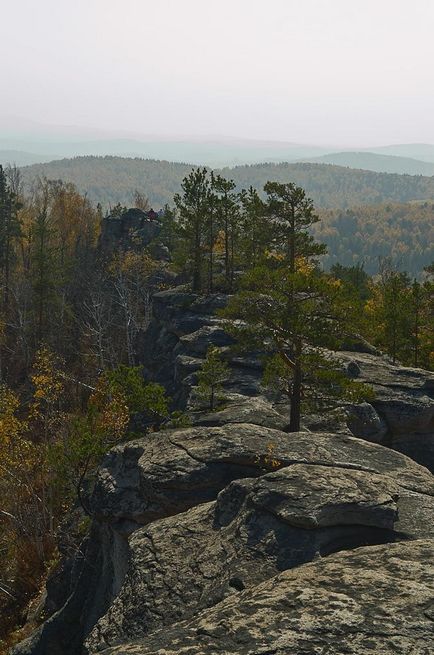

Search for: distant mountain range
xmin=2 ymin=141 xmax=434 ymax=176
xmin=0 ymin=137 xmax=331 ymax=168
xmin=303 ymin=151 xmax=434 ymax=176
xmin=1 ymin=117 xmax=434 ymax=173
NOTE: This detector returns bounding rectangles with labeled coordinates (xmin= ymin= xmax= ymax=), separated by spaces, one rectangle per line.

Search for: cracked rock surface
xmin=91 ymin=424 xmax=434 ymax=531
xmin=85 ymin=463 xmax=424 ymax=652
xmin=98 ymin=539 xmax=434 ymax=655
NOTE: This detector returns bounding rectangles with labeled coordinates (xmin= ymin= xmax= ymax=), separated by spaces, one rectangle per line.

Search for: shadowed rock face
xmin=99 ymin=539 xmax=434 ymax=655
xmin=338 ymin=352 xmax=434 ymax=470
xmin=99 ymin=209 xmax=162 ymax=254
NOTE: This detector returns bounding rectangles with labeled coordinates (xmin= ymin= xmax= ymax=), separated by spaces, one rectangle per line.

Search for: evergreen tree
xmin=30 ymin=184 xmax=59 ymax=344
xmin=239 ymin=186 xmax=270 ymax=267
xmin=264 ymin=181 xmax=326 ymax=272
xmin=212 ymin=174 xmax=239 ymax=290
xmin=223 ymin=265 xmax=370 ymax=431
xmin=0 ymin=165 xmax=21 ymax=309
xmin=223 ymin=184 xmax=371 ymax=432
xmin=174 ymin=168 xmax=211 ymax=292
xmin=365 ymin=265 xmax=412 ymax=365
xmin=330 ymin=263 xmax=371 ymax=301
xmin=197 ymin=346 xmax=230 ymax=410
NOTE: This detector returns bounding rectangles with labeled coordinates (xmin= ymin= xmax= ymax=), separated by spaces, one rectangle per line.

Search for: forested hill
xmin=21 ymin=156 xmax=434 ymax=209
xmin=316 ymin=202 xmax=434 ymax=274
xmin=225 ymin=162 xmax=434 ymax=208
xmin=21 ymin=157 xmax=193 ymax=208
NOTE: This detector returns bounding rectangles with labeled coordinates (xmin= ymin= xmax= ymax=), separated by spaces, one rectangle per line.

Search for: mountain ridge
xmin=19 ymin=155 xmax=434 ymax=209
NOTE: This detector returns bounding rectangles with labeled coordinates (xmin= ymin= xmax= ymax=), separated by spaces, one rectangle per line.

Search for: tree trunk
xmin=193 ymin=221 xmax=201 ymax=292
xmin=288 ymin=342 xmax=302 ymax=432
xmin=208 ymin=206 xmax=214 ymax=294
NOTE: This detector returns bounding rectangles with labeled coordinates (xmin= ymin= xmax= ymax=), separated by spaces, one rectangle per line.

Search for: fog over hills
xmin=304 ymin=151 xmax=434 ymax=176
xmin=3 ymin=117 xmax=434 ymax=171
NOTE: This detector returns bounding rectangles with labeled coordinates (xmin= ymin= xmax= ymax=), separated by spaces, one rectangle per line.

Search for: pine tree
xmin=174 ymin=168 xmax=211 ymax=293
xmin=365 ymin=265 xmax=412 ymax=365
xmin=223 ymin=265 xmax=370 ymax=431
xmin=0 ymin=165 xmax=21 ymax=309
xmin=212 ymin=174 xmax=239 ymax=290
xmin=239 ymin=186 xmax=270 ymax=267
xmin=223 ymin=184 xmax=371 ymax=432
xmin=264 ymin=181 xmax=326 ymax=273
xmin=197 ymin=346 xmax=230 ymax=410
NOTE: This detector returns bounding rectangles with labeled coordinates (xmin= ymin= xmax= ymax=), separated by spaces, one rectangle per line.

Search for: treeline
xmin=20 ymin=158 xmax=434 ymax=276
xmin=22 ymin=156 xmax=434 ymax=209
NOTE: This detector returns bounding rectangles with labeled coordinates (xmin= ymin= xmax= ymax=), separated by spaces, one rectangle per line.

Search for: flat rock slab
xmin=90 ymin=425 xmax=434 ymax=531
xmin=99 ymin=539 xmax=434 ymax=655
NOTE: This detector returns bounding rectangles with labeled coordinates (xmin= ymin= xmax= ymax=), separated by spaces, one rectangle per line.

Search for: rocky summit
xmin=13 ymin=287 xmax=434 ymax=655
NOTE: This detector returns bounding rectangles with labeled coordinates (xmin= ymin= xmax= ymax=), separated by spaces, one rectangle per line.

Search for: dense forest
xmin=0 ymin=163 xmax=433 ymax=651
xmin=20 ymin=157 xmax=434 ymax=275
xmin=22 ymin=157 xmax=434 ymax=209
xmin=316 ymin=202 xmax=434 ymax=274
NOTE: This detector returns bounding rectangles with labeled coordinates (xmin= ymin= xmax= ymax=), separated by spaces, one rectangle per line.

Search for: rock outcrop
xmin=13 ymin=286 xmax=434 ymax=655
xmin=86 ymin=455 xmax=434 ymax=652
xmin=99 ymin=539 xmax=434 ymax=655
xmin=140 ymin=287 xmax=434 ymax=469
xmin=98 ymin=208 xmax=162 ymax=255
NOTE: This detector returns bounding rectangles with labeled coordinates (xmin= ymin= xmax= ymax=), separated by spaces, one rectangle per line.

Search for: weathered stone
xmin=99 ymin=208 xmax=161 ymax=253
xmin=338 ymin=352 xmax=434 ymax=469
xmin=175 ymin=325 xmax=235 ymax=357
xmin=86 ymin=464 xmax=412 ymax=652
xmin=90 ymin=425 xmax=434 ymax=531
xmin=346 ymin=402 xmax=388 ymax=443
xmin=98 ymin=540 xmax=434 ymax=655
xmin=192 ymin=397 xmax=288 ymax=430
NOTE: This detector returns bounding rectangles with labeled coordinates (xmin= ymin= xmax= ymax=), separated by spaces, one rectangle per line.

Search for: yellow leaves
xmin=0 ymin=384 xmax=38 ymax=492
xmin=108 ymin=250 xmax=156 ymax=278
xmin=29 ymin=347 xmax=64 ymax=423
xmin=213 ymin=230 xmax=226 ymax=254
xmin=89 ymin=376 xmax=130 ymax=442
xmin=295 ymin=256 xmax=315 ymax=275
xmin=255 ymin=442 xmax=282 ymax=470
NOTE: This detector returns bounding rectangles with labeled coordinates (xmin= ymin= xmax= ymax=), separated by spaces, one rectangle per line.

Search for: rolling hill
xmin=303 ymin=151 xmax=434 ymax=176
xmin=21 ymin=156 xmax=434 ymax=209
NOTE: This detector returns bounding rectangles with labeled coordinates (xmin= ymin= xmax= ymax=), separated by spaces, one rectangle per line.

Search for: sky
xmin=1 ymin=0 xmax=434 ymax=146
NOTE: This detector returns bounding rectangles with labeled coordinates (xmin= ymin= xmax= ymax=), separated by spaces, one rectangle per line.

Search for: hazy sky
xmin=1 ymin=0 xmax=434 ymax=146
